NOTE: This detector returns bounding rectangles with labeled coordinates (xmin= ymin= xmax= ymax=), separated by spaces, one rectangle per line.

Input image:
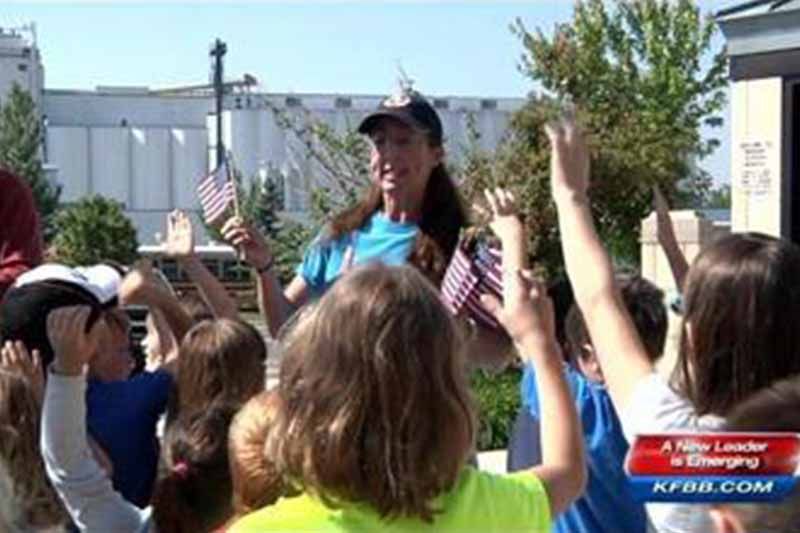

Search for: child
xmin=548 ymin=112 xmax=800 ymax=532
xmin=228 ymin=390 xmax=290 ymax=520
xmin=167 ymin=318 xmax=267 ymax=423
xmin=2 ymin=262 xmax=192 ymax=507
xmin=512 ymin=275 xmax=666 ymax=533
xmin=41 ymin=306 xmax=237 ymax=533
xmin=231 ymin=259 xmax=585 ymax=531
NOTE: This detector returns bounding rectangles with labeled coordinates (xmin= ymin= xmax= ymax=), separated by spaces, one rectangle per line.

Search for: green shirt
xmin=230 ymin=466 xmax=551 ymax=533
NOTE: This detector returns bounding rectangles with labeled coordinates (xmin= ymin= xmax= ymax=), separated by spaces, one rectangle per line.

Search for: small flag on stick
xmin=441 ymin=239 xmax=504 ymax=331
xmin=198 ymin=159 xmax=236 ymax=226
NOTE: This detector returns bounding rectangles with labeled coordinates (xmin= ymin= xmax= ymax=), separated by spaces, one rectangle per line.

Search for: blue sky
xmin=3 ymin=1 xmax=733 ymax=184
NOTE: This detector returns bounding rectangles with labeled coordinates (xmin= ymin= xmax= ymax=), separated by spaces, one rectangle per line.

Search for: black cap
xmin=358 ymin=90 xmax=443 ymax=145
xmin=0 ymin=264 xmax=121 ymax=372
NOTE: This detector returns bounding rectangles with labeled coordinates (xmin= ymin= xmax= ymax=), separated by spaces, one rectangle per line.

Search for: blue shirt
xmin=297 ymin=212 xmax=418 ymax=298
xmin=516 ymin=365 xmax=648 ymax=533
xmin=86 ymin=370 xmax=172 ymax=508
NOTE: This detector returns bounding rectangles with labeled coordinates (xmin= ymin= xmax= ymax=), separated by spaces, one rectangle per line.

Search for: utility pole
xmin=210 ymin=38 xmax=227 ymax=168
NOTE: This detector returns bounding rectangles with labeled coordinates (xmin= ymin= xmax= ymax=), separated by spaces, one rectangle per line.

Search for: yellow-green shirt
xmin=230 ymin=466 xmax=551 ymax=533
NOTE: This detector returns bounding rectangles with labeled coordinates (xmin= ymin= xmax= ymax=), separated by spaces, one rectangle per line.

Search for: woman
xmin=222 ymin=88 xmax=467 ymax=336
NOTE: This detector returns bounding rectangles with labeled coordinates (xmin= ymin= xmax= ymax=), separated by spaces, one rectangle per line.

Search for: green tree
xmin=463 ymin=0 xmax=727 ymax=273
xmin=0 ymin=83 xmax=61 ymax=240
xmin=240 ymin=172 xmax=284 ymax=240
xmin=239 ymin=170 xmax=313 ymax=285
xmin=50 ymin=195 xmax=139 ymax=266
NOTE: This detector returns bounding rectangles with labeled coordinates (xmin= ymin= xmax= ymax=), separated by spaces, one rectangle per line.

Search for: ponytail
xmin=151 ymin=405 xmax=236 ymax=533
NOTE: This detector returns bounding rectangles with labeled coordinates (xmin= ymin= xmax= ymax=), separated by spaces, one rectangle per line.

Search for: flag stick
xmin=225 ymin=150 xmax=241 ymax=219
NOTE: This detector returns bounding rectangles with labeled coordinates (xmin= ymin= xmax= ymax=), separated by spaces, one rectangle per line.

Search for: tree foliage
xmin=50 ymin=195 xmax=139 ymax=266
xmin=238 ymin=170 xmax=314 ymax=285
xmin=463 ymin=0 xmax=727 ymax=272
xmin=0 ymin=83 xmax=61 ymax=240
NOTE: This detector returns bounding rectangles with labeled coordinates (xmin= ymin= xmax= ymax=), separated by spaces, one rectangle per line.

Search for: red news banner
xmin=625 ymin=433 xmax=800 ymax=502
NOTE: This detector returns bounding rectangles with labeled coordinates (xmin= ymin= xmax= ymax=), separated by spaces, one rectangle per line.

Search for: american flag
xmin=441 ymin=240 xmax=503 ymax=331
xmin=197 ymin=161 xmax=236 ymax=226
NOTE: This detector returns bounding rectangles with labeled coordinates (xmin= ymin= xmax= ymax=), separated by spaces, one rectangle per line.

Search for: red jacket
xmin=0 ymin=169 xmax=43 ymax=301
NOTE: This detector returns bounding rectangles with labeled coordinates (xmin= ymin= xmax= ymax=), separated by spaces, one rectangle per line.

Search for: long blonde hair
xmin=270 ymin=263 xmax=475 ymax=522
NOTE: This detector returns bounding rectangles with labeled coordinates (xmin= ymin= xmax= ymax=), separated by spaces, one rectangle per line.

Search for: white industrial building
xmin=1 ymin=25 xmax=525 ymax=246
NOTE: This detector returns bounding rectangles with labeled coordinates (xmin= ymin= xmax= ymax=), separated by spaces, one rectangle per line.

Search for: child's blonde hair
xmin=228 ymin=390 xmax=290 ymax=517
xmin=270 ymin=263 xmax=476 ymax=522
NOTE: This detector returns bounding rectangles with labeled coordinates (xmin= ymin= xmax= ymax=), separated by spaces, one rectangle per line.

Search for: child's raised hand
xmin=47 ymin=306 xmax=103 ymax=376
xmin=119 ymin=260 xmax=158 ymax=305
xmin=546 ymin=111 xmax=590 ymax=204
xmin=1 ymin=340 xmax=44 ymax=400
xmin=474 ymin=187 xmax=524 ymax=243
xmin=652 ymin=185 xmax=675 ymax=242
xmin=165 ymin=210 xmax=195 ymax=259
xmin=481 ymin=269 xmax=558 ymax=361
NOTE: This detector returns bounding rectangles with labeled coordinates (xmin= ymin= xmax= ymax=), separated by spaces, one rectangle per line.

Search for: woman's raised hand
xmin=220 ymin=217 xmax=273 ymax=271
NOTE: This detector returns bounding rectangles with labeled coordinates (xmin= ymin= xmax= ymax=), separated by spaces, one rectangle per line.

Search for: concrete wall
xmin=729 ymin=77 xmax=784 ymax=236
xmin=46 ymin=124 xmax=208 ymax=244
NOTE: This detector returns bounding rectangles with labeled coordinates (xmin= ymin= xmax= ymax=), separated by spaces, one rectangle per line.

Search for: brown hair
xmin=675 ymin=232 xmax=800 ymax=416
xmin=270 ymin=263 xmax=475 ymax=522
xmin=170 ymin=319 xmax=267 ymax=420
xmin=719 ymin=375 xmax=800 ymax=532
xmin=566 ymin=275 xmax=667 ymax=365
xmin=0 ymin=370 xmax=65 ymax=528
xmin=328 ymin=162 xmax=468 ymax=286
xmin=229 ymin=389 xmax=291 ymax=518
xmin=151 ymin=405 xmax=236 ymax=533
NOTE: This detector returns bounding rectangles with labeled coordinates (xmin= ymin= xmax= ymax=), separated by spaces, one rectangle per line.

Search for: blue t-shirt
xmin=86 ymin=370 xmax=172 ymax=508
xmin=514 ymin=365 xmax=648 ymax=533
xmin=297 ymin=212 xmax=418 ymax=298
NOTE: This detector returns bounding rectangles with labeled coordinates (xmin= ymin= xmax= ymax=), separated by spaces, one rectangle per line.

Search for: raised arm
xmin=165 ymin=210 xmax=239 ymax=320
xmin=481 ymin=187 xmax=528 ymax=271
xmin=548 ymin=116 xmax=653 ymax=411
xmin=653 ymin=186 xmax=689 ymax=292
xmin=42 ymin=307 xmax=144 ymax=530
xmin=119 ymin=263 xmax=193 ymax=374
xmin=481 ymin=189 xmax=585 ymax=516
xmin=221 ymin=217 xmax=308 ymax=337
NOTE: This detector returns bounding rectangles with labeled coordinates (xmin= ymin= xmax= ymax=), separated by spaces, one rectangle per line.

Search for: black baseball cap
xmin=0 ymin=264 xmax=122 ymax=372
xmin=358 ymin=90 xmax=443 ymax=145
